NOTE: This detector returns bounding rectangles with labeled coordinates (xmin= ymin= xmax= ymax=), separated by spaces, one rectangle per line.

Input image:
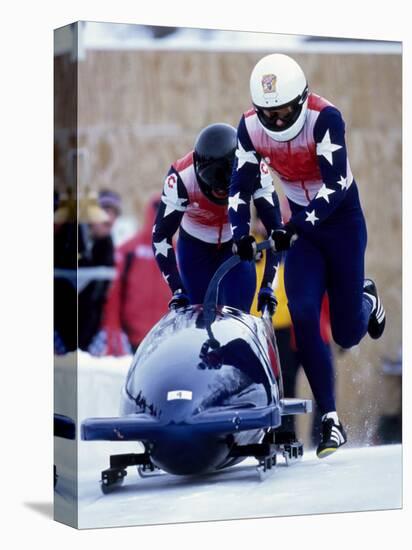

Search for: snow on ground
xmin=54 ymin=354 xmax=402 ymax=529
xmin=71 ymin=442 xmax=401 ymax=529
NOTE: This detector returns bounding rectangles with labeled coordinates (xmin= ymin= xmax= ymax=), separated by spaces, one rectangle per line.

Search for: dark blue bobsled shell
xmin=116 ymin=305 xmax=282 ymax=475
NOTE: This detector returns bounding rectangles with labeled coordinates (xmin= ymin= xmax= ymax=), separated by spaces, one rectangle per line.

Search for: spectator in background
xmin=98 ymin=189 xmax=122 ymax=234
xmin=78 ymin=190 xmax=122 ymax=351
xmin=89 ymin=196 xmax=170 ymax=356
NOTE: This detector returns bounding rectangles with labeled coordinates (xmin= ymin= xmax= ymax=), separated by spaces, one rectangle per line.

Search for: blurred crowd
xmin=54 ymin=189 xmax=170 ymax=357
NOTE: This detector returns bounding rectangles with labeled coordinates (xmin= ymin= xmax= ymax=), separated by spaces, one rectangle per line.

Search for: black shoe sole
xmin=316 ymin=439 xmax=347 ymax=458
xmin=317 ymin=446 xmax=338 ymax=458
xmin=364 ymin=279 xmax=386 ymax=339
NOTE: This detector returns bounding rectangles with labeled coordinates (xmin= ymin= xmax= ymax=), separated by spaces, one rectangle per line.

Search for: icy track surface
xmin=54 ymin=354 xmax=402 ymax=529
xmin=70 ymin=443 xmax=401 ymax=529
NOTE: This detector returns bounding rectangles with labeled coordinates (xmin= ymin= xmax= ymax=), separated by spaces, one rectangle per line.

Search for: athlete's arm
xmin=229 ymin=115 xmax=262 ymax=241
xmin=252 ymin=160 xmax=282 ymax=287
xmin=152 ymin=168 xmax=189 ymax=294
xmin=289 ymin=107 xmax=352 ymax=233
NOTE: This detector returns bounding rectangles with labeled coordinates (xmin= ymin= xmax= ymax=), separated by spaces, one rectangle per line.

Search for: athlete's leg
xmin=218 ymin=243 xmax=256 ymax=311
xmin=176 ymin=234 xmax=218 ymax=305
xmin=285 ymin=237 xmax=336 ymax=415
xmin=325 ymin=212 xmax=372 ymax=348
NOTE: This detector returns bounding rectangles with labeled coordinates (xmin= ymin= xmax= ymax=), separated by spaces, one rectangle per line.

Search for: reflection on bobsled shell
xmin=123 ymin=306 xmax=278 ymax=418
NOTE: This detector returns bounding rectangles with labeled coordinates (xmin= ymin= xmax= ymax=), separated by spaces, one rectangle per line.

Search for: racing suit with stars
xmin=152 ymin=149 xmax=282 ymax=311
xmin=229 ymin=92 xmax=373 ymax=414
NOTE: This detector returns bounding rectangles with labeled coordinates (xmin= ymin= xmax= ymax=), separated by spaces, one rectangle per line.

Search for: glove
xmin=270 ymin=223 xmax=298 ymax=252
xmin=232 ymin=235 xmax=257 ymax=261
xmin=168 ymin=289 xmax=190 ymax=310
xmin=257 ymin=286 xmax=278 ymax=317
xmin=88 ymin=329 xmax=132 ymax=357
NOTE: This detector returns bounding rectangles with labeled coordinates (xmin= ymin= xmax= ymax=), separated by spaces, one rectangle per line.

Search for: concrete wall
xmin=55 ymin=48 xmax=401 ymax=444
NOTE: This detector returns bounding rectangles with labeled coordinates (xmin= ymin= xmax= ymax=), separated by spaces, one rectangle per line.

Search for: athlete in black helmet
xmin=152 ymin=122 xmax=282 ymax=312
xmin=194 ymin=123 xmax=237 ymax=205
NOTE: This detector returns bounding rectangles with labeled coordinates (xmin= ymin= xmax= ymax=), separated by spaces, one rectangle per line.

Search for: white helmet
xmin=250 ymin=54 xmax=309 ymax=142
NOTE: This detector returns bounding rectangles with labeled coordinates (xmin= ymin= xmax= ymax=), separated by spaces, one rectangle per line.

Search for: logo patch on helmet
xmin=261 ymin=74 xmax=277 ymax=94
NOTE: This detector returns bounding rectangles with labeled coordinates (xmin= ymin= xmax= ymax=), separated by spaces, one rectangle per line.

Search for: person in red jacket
xmin=88 ymin=196 xmax=170 ymax=356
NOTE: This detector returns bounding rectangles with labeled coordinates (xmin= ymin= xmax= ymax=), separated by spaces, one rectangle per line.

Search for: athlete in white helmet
xmin=250 ymin=53 xmax=309 ymax=142
xmin=230 ymin=53 xmax=386 ymax=458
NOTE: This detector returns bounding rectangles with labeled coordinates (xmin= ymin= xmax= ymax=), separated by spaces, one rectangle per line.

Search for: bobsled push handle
xmin=280 ymin=398 xmax=313 ymax=416
xmin=203 ymin=238 xmax=274 ymax=323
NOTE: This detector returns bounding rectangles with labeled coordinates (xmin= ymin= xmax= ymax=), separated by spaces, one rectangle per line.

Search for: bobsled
xmin=81 ymin=240 xmax=312 ymax=493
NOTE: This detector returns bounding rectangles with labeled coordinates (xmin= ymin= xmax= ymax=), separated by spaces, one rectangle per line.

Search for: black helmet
xmin=194 ymin=123 xmax=237 ymax=205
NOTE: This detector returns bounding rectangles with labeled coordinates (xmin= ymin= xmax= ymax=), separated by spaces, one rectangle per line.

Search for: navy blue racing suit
xmin=229 ymin=93 xmax=372 ymax=414
xmin=152 ymin=149 xmax=282 ymax=311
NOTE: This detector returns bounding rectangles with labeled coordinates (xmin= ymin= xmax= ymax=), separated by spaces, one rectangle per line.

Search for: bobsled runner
xmin=81 ymin=240 xmax=312 ymax=493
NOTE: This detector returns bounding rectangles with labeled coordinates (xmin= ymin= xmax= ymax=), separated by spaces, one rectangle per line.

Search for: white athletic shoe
xmin=316 ymin=412 xmax=347 ymax=458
